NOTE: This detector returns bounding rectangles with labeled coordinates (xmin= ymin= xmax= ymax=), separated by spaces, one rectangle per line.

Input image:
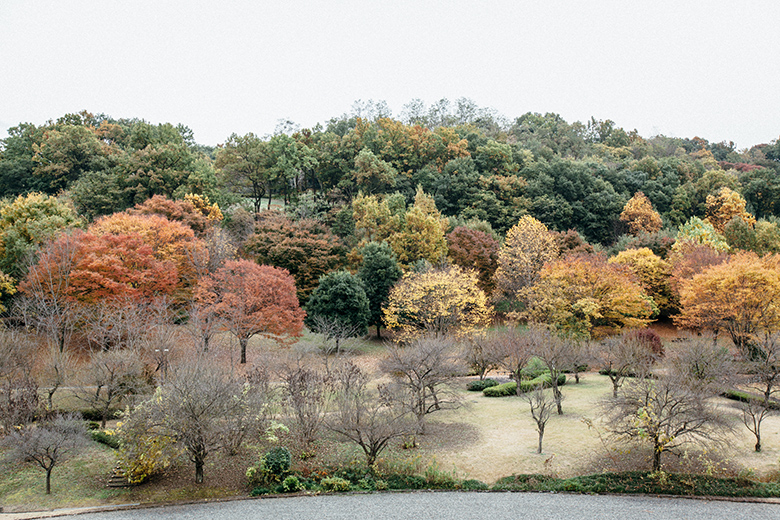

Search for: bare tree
xmin=566 ymin=338 xmax=592 ymax=384
xmin=82 ymin=298 xmax=150 ymax=351
xmin=77 ymin=348 xmax=148 ymax=428
xmin=15 ymin=231 xmax=82 ymax=354
xmin=463 ymin=331 xmax=506 ymax=381
xmin=667 ymin=335 xmax=731 ymax=395
xmin=737 ymin=332 xmax=780 ymax=452
xmin=490 ymin=325 xmax=534 ymax=389
xmin=136 ymin=359 xmax=263 ymax=483
xmin=186 ymin=299 xmax=222 ymax=352
xmin=308 ymin=315 xmax=363 ymax=376
xmin=279 ymin=356 xmax=330 ymax=449
xmin=596 ymin=331 xmax=658 ymax=398
xmin=0 ymin=328 xmax=39 ymax=434
xmin=605 ymin=371 xmax=730 ymax=471
xmin=326 ymin=361 xmax=412 ymax=468
xmin=1 ymin=414 xmax=88 ymax=494
xmin=381 ymin=336 xmax=464 ymax=435
xmin=527 ymin=324 xmax=570 ymax=415
xmin=38 ymin=344 xmax=76 ymax=411
xmin=137 ymin=297 xmax=179 ymax=383
xmin=525 ymin=385 xmax=555 ymax=454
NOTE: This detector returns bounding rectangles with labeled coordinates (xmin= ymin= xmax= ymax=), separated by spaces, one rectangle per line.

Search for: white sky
xmin=1 ymin=0 xmax=778 ymax=149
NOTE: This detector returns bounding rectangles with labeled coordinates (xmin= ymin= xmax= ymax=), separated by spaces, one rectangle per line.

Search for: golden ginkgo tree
xmin=383 ymin=264 xmax=492 ymax=342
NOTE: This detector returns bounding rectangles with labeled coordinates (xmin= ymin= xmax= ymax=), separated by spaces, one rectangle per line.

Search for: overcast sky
xmin=1 ymin=1 xmax=778 ymax=149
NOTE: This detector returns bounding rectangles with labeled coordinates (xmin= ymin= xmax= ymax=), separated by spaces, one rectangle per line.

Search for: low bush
xmin=80 ymin=409 xmax=120 ymax=422
xmin=250 ymin=487 xmax=271 ymax=496
xmin=385 ymin=474 xmax=427 ymax=490
xmin=722 ymin=389 xmax=780 ymax=410
xmin=491 ymin=471 xmax=780 ymax=497
xmin=483 ymin=381 xmax=517 ymax=397
xmin=264 ymin=447 xmax=292 ymax=475
xmin=519 ymin=357 xmax=548 ymax=380
xmin=321 ymin=477 xmax=352 ymax=492
xmin=281 ymin=475 xmax=303 ymax=493
xmin=90 ymin=429 xmax=120 ymax=449
xmin=466 ymin=379 xmax=499 ymax=391
xmin=461 ymin=479 xmax=489 ymax=490
xmin=483 ymin=373 xmax=566 ymax=397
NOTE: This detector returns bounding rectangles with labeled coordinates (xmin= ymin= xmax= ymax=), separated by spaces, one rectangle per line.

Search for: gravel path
xmin=12 ymin=492 xmax=780 ymax=520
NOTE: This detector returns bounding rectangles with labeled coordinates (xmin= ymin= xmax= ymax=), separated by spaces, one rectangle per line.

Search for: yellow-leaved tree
xmin=494 ymin=215 xmax=559 ymax=304
xmin=353 ymin=188 xmax=448 ymax=269
xmin=383 ymin=264 xmax=492 ymax=342
xmin=619 ymin=191 xmax=663 ymax=236
xmin=675 ymin=252 xmax=780 ymax=353
xmin=704 ymin=186 xmax=755 ymax=233
xmin=609 ymin=247 xmax=675 ymax=316
xmin=524 ymin=253 xmax=655 ymax=339
xmin=386 ymin=188 xmax=448 ymax=268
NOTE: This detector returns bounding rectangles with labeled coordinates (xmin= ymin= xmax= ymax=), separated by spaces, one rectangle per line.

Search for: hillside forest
xmin=2 ymin=99 xmax=780 ymax=497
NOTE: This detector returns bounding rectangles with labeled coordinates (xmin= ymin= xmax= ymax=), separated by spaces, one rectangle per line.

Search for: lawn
xmin=4 ymin=331 xmax=780 ymax=513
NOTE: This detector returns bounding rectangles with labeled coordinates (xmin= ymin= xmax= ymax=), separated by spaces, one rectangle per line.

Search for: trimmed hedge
xmin=483 ymin=373 xmax=566 ymax=397
xmin=492 ymin=471 xmax=780 ymax=497
xmin=466 ymin=379 xmax=499 ymax=391
xmin=722 ymin=389 xmax=780 ymax=410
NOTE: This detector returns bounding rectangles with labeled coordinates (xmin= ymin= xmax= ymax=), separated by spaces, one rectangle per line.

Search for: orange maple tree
xmin=67 ymin=231 xmax=179 ymax=304
xmin=195 ymin=259 xmax=305 ymax=363
xmin=89 ymin=212 xmax=207 ymax=299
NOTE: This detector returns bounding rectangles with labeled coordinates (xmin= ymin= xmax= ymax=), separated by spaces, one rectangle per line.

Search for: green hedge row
xmin=722 ymin=389 xmax=780 ymax=410
xmin=493 ymin=471 xmax=780 ymax=497
xmin=483 ymin=373 xmax=566 ymax=397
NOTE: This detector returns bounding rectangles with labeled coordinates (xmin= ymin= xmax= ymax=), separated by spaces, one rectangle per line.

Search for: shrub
xmin=461 ymin=479 xmax=489 ymax=490
xmin=483 ymin=373 xmax=566 ymax=397
xmin=722 ymin=389 xmax=780 ymax=410
xmin=250 ymin=486 xmax=271 ymax=496
xmin=385 ymin=474 xmax=427 ymax=490
xmin=321 ymin=477 xmax=352 ymax=492
xmin=264 ymin=446 xmax=292 ymax=475
xmin=626 ymin=328 xmax=664 ymax=358
xmin=483 ymin=381 xmax=517 ymax=397
xmin=90 ymin=429 xmax=120 ymax=449
xmin=80 ymin=409 xmax=119 ymax=422
xmin=520 ymin=357 xmax=549 ymax=380
xmin=466 ymin=379 xmax=499 ymax=391
xmin=281 ymin=475 xmax=303 ymax=493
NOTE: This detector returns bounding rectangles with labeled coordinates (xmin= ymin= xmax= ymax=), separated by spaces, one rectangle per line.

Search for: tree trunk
xmin=240 ymin=337 xmax=248 ymax=364
xmin=552 ymin=382 xmax=563 ymax=415
xmin=45 ymin=466 xmax=53 ymax=494
xmin=537 ymin=426 xmax=545 ymax=454
xmin=652 ymin=444 xmax=662 ymax=471
xmin=195 ymin=458 xmax=204 ymax=484
xmin=755 ymin=433 xmax=762 ymax=452
xmin=376 ymin=324 xmax=382 ymax=339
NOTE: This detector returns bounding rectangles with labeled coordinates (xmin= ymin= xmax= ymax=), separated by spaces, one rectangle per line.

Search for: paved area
xmin=4 ymin=492 xmax=779 ymax=520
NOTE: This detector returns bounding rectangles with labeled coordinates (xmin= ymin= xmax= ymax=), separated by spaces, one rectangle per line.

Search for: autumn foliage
xmin=446 ymin=226 xmax=499 ymax=295
xmin=383 ymin=264 xmax=492 ymax=342
xmin=619 ymin=191 xmax=663 ymax=236
xmin=241 ymin=210 xmax=345 ymax=303
xmin=675 ymin=252 xmax=780 ymax=351
xmin=195 ymin=259 xmax=305 ymax=363
xmin=524 ymin=253 xmax=655 ymax=338
xmin=495 ymin=216 xmax=559 ymax=302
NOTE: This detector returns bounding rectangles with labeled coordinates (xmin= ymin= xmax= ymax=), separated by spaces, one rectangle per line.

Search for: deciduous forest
xmin=2 ymin=98 xmax=780 ymax=508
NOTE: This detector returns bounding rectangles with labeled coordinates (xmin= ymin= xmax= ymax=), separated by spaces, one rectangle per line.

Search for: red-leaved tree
xmin=195 ymin=260 xmax=305 ymax=364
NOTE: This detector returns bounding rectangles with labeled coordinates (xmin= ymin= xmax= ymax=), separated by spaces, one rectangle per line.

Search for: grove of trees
xmin=2 ymin=99 xmax=780 ymax=492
